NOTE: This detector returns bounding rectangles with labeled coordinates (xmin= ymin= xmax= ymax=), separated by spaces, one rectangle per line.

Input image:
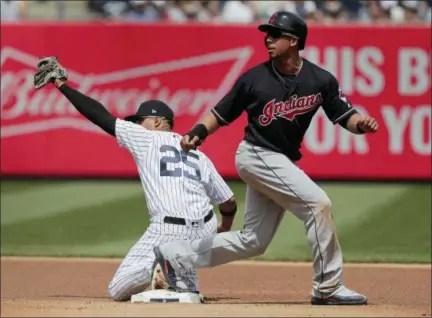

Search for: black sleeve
xmin=58 ymin=84 xmax=117 ymax=136
xmin=338 ymin=114 xmax=355 ymax=130
xmin=210 ymin=75 xmax=251 ymax=126
xmin=322 ymin=74 xmax=357 ymax=125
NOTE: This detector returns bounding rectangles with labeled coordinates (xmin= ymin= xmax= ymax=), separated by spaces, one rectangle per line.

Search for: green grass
xmin=337 ymin=186 xmax=431 ymax=263
xmin=0 ymin=180 xmax=52 ymax=194
xmin=1 ymin=180 xmax=430 ymax=263
xmin=1 ymin=196 xmax=148 ymax=246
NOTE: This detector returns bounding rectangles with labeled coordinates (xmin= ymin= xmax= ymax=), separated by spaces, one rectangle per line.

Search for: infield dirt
xmin=1 ymin=257 xmax=430 ymax=317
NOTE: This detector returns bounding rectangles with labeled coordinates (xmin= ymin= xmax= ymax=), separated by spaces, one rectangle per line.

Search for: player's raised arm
xmin=33 ymin=57 xmax=117 ymax=136
xmin=33 ymin=56 xmax=171 ymax=159
xmin=181 ymin=74 xmax=251 ymax=151
xmin=322 ymin=74 xmax=379 ymax=134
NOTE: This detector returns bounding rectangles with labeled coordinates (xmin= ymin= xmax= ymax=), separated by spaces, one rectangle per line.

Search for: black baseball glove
xmin=33 ymin=56 xmax=68 ymax=90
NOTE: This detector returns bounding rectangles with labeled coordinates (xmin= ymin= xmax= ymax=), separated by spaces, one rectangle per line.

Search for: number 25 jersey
xmin=115 ymin=119 xmax=233 ymax=219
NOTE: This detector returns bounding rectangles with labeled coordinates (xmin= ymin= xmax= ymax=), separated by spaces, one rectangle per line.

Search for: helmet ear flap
xmin=298 ymin=38 xmax=305 ymax=50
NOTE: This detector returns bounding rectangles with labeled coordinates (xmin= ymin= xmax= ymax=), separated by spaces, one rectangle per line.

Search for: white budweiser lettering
xmin=0 ymin=46 xmax=253 ymax=137
xmin=1 ymin=73 xmax=218 ymax=119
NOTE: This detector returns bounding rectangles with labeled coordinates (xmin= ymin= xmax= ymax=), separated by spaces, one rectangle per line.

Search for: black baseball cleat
xmin=152 ymin=246 xmax=190 ymax=293
xmin=311 ymin=286 xmax=368 ymax=305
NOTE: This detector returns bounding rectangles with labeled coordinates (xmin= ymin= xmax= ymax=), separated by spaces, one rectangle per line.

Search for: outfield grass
xmin=1 ymin=180 xmax=430 ymax=263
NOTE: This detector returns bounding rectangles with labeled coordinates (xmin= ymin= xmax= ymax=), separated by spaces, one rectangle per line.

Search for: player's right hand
xmin=180 ymin=135 xmax=200 ymax=151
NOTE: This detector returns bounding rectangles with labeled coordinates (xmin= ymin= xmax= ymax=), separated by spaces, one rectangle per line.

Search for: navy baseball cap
xmin=124 ymin=100 xmax=174 ymax=127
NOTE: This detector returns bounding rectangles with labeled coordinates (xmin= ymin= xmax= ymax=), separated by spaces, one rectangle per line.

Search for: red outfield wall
xmin=1 ymin=23 xmax=430 ymax=180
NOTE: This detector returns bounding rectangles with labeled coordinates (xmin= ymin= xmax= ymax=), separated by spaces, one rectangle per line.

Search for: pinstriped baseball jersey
xmin=115 ymin=119 xmax=233 ymax=219
xmin=108 ymin=118 xmax=229 ymax=300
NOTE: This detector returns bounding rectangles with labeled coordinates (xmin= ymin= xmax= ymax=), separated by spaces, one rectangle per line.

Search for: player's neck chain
xmin=271 ymin=58 xmax=303 ymax=92
xmin=271 ymin=58 xmax=303 ymax=77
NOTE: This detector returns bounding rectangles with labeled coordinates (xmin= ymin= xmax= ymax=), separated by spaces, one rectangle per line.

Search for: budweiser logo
xmin=258 ymin=93 xmax=323 ymax=126
xmin=0 ymin=46 xmax=253 ymax=138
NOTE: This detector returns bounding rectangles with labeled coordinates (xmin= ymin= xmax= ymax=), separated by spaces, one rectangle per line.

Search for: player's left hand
xmin=34 ymin=56 xmax=68 ymax=90
xmin=217 ymin=223 xmax=231 ymax=233
xmin=357 ymin=116 xmax=379 ymax=133
xmin=217 ymin=217 xmax=234 ymax=233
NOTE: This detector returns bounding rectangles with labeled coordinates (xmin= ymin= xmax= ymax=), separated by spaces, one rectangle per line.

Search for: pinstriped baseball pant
xmin=108 ymin=214 xmax=217 ymax=301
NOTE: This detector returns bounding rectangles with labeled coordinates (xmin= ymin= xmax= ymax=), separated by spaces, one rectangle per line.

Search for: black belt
xmin=164 ymin=210 xmax=213 ymax=226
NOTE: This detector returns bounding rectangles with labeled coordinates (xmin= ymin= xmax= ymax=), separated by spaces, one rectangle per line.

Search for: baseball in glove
xmin=33 ymin=56 xmax=68 ymax=90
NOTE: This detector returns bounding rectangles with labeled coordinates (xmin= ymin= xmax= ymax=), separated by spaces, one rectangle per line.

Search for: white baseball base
xmin=131 ymin=289 xmax=203 ymax=304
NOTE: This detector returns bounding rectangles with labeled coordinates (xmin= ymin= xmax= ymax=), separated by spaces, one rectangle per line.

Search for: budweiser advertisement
xmin=1 ymin=23 xmax=431 ymax=180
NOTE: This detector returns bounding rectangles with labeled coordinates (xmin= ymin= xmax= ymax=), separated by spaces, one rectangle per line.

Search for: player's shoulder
xmin=302 ymin=58 xmax=336 ymax=83
xmin=238 ymin=61 xmax=272 ymax=83
xmin=244 ymin=61 xmax=271 ymax=75
xmin=116 ymin=118 xmax=156 ymax=135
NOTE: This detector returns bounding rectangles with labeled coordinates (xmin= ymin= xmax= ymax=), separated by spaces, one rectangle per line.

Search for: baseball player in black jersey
xmin=153 ymin=11 xmax=379 ymax=305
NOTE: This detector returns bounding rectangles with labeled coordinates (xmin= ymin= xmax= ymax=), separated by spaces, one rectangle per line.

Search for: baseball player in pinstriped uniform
xmin=33 ymin=57 xmax=238 ymax=302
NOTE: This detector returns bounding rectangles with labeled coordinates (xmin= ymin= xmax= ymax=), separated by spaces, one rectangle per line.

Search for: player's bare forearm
xmin=201 ymin=111 xmax=221 ymax=134
xmin=219 ymin=215 xmax=235 ymax=233
xmin=345 ymin=113 xmax=379 ymax=134
xmin=218 ymin=196 xmax=237 ymax=233
xmin=219 ymin=196 xmax=237 ymax=214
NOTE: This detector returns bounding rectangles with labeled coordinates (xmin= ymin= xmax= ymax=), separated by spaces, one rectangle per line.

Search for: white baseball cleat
xmin=311 ymin=285 xmax=368 ymax=305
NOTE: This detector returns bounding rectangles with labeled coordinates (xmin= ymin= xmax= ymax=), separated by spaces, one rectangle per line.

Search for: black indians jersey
xmin=211 ymin=58 xmax=357 ymax=161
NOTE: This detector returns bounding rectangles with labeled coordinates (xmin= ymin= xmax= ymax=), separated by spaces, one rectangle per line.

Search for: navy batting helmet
xmin=258 ymin=11 xmax=308 ymax=50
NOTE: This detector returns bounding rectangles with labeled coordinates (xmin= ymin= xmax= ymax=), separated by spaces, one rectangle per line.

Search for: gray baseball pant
xmin=158 ymin=140 xmax=343 ymax=296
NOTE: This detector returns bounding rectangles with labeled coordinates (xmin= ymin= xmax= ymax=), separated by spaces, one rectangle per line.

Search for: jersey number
xmin=159 ymin=145 xmax=201 ymax=181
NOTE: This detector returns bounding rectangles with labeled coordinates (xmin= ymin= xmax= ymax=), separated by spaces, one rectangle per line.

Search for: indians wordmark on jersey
xmin=258 ymin=93 xmax=323 ymax=126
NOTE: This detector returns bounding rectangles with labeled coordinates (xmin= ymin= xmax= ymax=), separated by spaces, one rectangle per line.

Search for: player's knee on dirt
xmin=108 ymin=268 xmax=152 ymax=302
xmin=108 ymin=281 xmax=128 ymax=302
xmin=108 ymin=278 xmax=150 ymax=302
